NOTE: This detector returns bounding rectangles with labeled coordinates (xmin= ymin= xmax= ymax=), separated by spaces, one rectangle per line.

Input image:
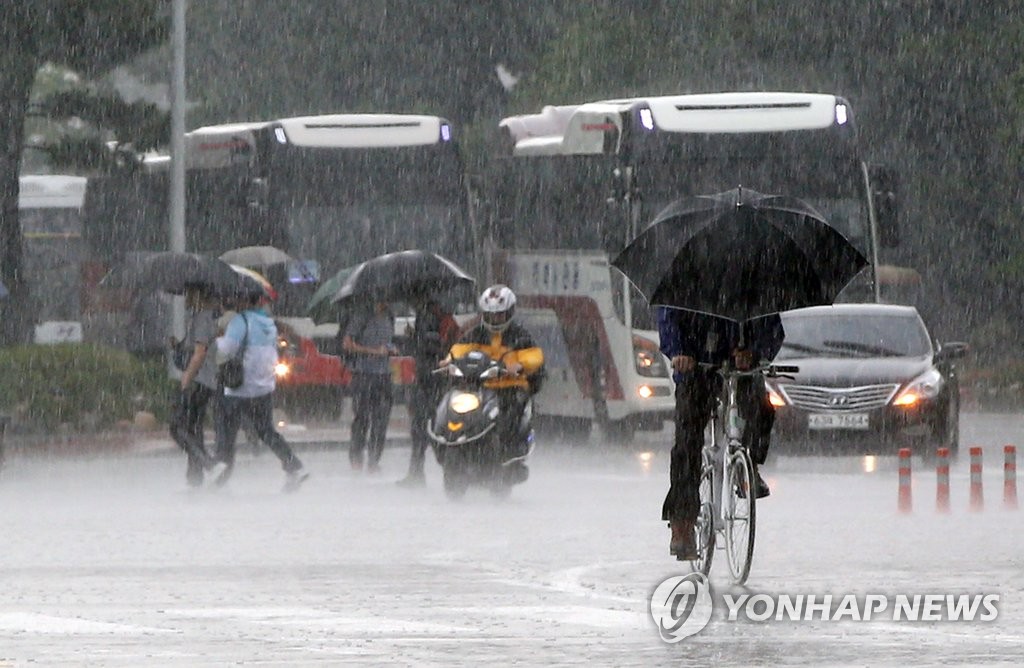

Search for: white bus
xmin=20 ymin=174 xmax=87 ymax=344
xmin=83 ymin=114 xmax=477 ymax=412
xmin=492 ymin=92 xmax=900 ymax=440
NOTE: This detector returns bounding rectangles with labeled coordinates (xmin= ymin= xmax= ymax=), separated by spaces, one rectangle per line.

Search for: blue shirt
xmin=217 ymin=307 xmax=280 ymax=398
xmin=658 ymin=307 xmax=785 ymax=383
xmin=346 ymin=311 xmax=394 ymax=375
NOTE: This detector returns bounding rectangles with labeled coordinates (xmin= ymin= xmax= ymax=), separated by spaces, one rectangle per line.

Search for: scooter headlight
xmin=450 ymin=393 xmax=481 ymax=414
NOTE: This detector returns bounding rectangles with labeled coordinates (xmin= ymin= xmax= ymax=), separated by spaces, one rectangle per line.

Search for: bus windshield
xmin=269 ymin=144 xmax=473 ymax=272
xmin=22 ymin=206 xmax=83 ymax=322
xmin=635 ymin=130 xmax=868 ymax=254
xmin=489 ymin=155 xmax=620 ymax=252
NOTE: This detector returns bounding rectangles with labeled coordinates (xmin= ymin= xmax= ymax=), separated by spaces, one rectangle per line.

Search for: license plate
xmin=808 ymin=413 xmax=870 ymax=430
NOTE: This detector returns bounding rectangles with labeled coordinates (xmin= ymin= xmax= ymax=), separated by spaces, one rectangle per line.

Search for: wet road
xmin=0 ymin=412 xmax=1021 ymax=665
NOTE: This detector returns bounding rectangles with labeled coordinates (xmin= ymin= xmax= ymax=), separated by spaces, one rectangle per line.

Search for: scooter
xmin=429 ymin=350 xmax=534 ymax=499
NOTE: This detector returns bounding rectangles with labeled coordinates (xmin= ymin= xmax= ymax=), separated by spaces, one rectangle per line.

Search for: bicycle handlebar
xmin=696 ymin=361 xmax=800 ymax=378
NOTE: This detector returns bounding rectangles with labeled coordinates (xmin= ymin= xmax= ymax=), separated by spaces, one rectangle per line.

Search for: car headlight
xmin=892 ymin=368 xmax=943 ymax=407
xmin=449 ymin=392 xmax=481 ymax=414
xmin=633 ymin=335 xmax=668 ymax=377
xmin=275 ymin=361 xmax=291 ymax=378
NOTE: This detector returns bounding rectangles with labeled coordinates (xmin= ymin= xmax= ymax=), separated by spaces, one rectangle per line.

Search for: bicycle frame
xmin=693 ymin=360 xmax=798 ymax=584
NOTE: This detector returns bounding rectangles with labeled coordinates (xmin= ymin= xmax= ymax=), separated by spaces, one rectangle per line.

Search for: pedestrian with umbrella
xmin=214 ymin=286 xmax=310 ymax=491
xmin=612 ymin=188 xmax=867 ymax=559
xmin=341 ymin=299 xmax=397 ymax=473
xmin=170 ymin=284 xmax=226 ymax=486
xmin=397 ymin=291 xmax=460 ymax=488
xmin=330 ymin=251 xmax=474 ymax=475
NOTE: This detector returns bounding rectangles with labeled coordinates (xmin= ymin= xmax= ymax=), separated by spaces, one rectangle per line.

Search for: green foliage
xmin=31 ymin=88 xmax=170 ymax=172
xmin=0 ymin=344 xmax=174 ymax=432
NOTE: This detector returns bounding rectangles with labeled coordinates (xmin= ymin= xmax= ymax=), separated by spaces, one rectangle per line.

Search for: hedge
xmin=0 ymin=343 xmax=175 ymax=432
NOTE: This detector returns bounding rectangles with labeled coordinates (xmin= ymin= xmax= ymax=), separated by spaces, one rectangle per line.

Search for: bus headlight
xmin=633 ymin=335 xmax=668 ymax=377
xmin=450 ymin=393 xmax=481 ymax=414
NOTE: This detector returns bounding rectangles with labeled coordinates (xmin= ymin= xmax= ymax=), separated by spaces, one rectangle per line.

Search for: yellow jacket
xmin=449 ymin=321 xmax=544 ymax=390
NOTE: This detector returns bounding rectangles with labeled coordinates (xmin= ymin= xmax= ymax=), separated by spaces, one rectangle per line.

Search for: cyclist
xmin=445 ymin=284 xmax=545 ymax=481
xmin=657 ymin=307 xmax=785 ymax=559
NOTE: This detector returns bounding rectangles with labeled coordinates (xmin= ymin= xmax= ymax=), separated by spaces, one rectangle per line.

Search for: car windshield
xmin=777 ymin=312 xmax=932 ymax=359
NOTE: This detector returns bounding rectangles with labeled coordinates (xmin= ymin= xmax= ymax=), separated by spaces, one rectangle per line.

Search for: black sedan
xmin=767 ymin=304 xmax=967 ymax=457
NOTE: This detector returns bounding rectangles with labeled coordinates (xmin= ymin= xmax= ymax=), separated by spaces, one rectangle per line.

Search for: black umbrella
xmin=100 ymin=251 xmax=265 ymax=298
xmin=329 ymin=250 xmax=474 ymax=306
xmin=612 ymin=188 xmax=868 ymax=322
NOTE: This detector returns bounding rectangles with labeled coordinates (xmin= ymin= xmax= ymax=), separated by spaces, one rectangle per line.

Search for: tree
xmin=0 ymin=1 xmax=167 ymax=345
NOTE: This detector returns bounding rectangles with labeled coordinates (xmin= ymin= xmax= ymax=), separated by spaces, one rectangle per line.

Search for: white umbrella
xmin=219 ymin=245 xmax=293 ymax=269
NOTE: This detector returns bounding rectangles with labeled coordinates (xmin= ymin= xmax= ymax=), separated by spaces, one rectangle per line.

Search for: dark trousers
xmin=217 ymin=392 xmax=302 ymax=473
xmin=169 ymin=384 xmax=215 ymax=482
xmin=408 ymin=376 xmax=444 ymax=475
xmin=350 ymin=372 xmax=393 ymax=467
xmin=662 ymin=370 xmax=775 ymax=522
xmin=497 ymin=389 xmax=531 ymax=461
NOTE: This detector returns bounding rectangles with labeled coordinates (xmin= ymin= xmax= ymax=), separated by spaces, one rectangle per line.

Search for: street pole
xmin=170 ymin=0 xmax=187 ymax=342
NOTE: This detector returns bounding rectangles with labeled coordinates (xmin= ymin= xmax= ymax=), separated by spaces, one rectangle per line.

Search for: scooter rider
xmin=444 ymin=285 xmax=544 ymax=477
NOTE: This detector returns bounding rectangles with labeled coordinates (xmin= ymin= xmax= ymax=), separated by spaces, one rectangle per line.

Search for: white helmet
xmin=478 ymin=284 xmax=516 ymax=332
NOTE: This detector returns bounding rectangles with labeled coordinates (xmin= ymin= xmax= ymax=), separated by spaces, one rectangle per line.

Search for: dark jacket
xmin=657 ymin=307 xmax=785 ymax=383
xmin=408 ymin=304 xmax=458 ymax=381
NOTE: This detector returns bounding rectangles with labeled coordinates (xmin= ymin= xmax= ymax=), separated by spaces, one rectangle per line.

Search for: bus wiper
xmin=822 ymin=340 xmax=903 ymax=357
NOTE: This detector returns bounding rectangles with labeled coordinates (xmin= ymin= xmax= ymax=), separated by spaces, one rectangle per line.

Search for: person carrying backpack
xmin=213 ymin=292 xmax=309 ymax=490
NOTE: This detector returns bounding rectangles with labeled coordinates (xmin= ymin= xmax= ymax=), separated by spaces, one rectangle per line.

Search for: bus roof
xmin=171 ymin=114 xmax=454 ymax=168
xmin=274 ymin=114 xmax=451 ymax=148
xmin=501 ymin=92 xmax=850 ymax=155
xmin=19 ymin=175 xmax=87 ymax=208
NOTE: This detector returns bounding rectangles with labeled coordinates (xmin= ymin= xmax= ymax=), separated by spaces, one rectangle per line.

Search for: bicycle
xmin=690 ymin=360 xmax=798 ymax=585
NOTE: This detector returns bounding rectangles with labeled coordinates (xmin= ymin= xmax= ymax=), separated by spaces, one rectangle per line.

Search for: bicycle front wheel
xmin=693 ymin=459 xmax=716 ymax=576
xmin=724 ymin=448 xmax=757 ymax=584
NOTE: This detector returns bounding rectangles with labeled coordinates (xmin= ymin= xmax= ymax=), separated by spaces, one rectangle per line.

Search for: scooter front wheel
xmin=442 ymin=447 xmax=470 ymax=500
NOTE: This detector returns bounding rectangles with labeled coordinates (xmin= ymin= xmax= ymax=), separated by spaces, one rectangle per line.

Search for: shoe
xmin=366 ymin=462 xmax=381 ymax=475
xmin=669 ymin=519 xmax=698 ymax=560
xmin=754 ymin=469 xmax=771 ymax=499
xmin=207 ymin=461 xmax=230 ymax=485
xmin=283 ymin=468 xmax=310 ymax=492
xmin=350 ymin=459 xmax=364 ymax=472
xmin=735 ymin=467 xmax=771 ymax=499
xmin=396 ymin=473 xmax=426 ymax=488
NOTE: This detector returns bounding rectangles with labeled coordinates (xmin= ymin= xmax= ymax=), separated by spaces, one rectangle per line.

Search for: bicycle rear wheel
xmin=724 ymin=448 xmax=756 ymax=584
xmin=692 ymin=458 xmax=716 ymax=575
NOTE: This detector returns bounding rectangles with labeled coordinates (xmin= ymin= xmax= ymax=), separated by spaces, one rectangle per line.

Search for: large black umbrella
xmin=329 ymin=250 xmax=474 ymax=307
xmin=100 ymin=251 xmax=265 ymax=298
xmin=612 ymin=188 xmax=868 ymax=322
